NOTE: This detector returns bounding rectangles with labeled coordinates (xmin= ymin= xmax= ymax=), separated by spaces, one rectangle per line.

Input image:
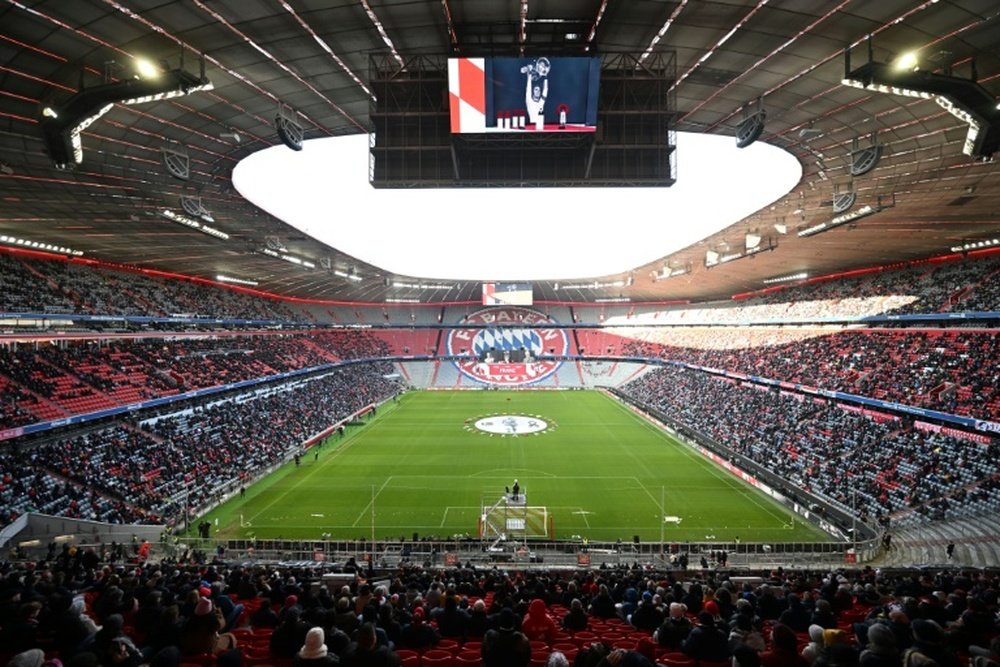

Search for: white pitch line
xmin=351 ymin=476 xmax=393 ymax=527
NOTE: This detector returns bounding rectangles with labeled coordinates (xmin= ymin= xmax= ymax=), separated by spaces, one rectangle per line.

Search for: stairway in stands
xmin=877 ymin=513 xmax=1000 ymax=568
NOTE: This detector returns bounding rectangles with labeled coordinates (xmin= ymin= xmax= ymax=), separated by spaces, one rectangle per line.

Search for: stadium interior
xmin=1 ymin=2 xmax=999 ymax=666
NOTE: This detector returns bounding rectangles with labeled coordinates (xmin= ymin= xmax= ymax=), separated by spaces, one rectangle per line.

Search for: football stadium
xmin=1 ymin=2 xmax=999 ymax=666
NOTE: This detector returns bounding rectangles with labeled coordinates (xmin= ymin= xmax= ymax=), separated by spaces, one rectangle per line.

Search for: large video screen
xmin=482 ymin=282 xmax=534 ymax=306
xmin=449 ymin=57 xmax=600 ymax=134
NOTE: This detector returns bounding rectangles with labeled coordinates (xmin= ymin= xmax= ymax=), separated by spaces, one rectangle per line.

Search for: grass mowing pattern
xmin=203 ymin=390 xmax=830 ymax=543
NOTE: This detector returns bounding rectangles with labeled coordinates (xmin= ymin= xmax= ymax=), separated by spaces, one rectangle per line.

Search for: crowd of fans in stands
xmin=0 ymin=333 xmax=394 ymax=426
xmin=0 ymin=549 xmax=997 ymax=667
xmin=619 ymin=366 xmax=1000 ymax=528
xmin=0 ymin=254 xmax=298 ymax=321
xmin=619 ymin=329 xmax=1000 ymax=421
xmin=0 ymin=364 xmax=402 ymax=527
xmin=3 ymin=253 xmax=1000 ymax=325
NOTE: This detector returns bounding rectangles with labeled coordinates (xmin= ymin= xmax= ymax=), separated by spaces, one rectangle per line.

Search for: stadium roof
xmin=1 ymin=0 xmax=999 ymax=303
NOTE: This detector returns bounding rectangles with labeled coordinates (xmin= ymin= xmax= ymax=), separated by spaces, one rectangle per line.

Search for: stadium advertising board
xmin=446 ymin=306 xmax=570 ymax=386
xmin=449 ymin=56 xmax=600 ymax=133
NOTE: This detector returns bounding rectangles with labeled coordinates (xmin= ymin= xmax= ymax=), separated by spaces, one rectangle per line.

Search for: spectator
xmin=294 ymin=627 xmax=340 ymax=667
xmin=481 ymin=608 xmax=530 ymax=667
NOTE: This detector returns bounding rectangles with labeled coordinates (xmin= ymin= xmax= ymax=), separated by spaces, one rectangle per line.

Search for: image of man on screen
xmin=522 ymin=57 xmax=550 ymax=124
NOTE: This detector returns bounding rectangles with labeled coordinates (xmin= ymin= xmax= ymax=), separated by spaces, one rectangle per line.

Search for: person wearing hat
xmin=859 ymin=623 xmax=900 ymax=667
xmin=397 ymin=606 xmax=439 ymax=650
xmin=630 ymin=591 xmax=665 ymax=632
xmin=294 ymin=627 xmax=340 ymax=667
xmin=654 ymin=602 xmax=692 ymax=649
xmin=482 ymin=607 xmax=530 ymax=667
xmin=802 ymin=625 xmax=826 ymax=665
xmin=906 ymin=619 xmax=960 ymax=667
xmin=179 ymin=597 xmax=238 ymax=656
xmin=522 ymin=598 xmax=558 ymax=643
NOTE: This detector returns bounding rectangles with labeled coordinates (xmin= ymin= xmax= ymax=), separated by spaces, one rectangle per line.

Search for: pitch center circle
xmin=474 ymin=415 xmax=549 ymax=435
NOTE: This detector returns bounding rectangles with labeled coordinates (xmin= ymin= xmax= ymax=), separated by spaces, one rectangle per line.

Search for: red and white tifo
xmin=446 ymin=307 xmax=570 ymax=386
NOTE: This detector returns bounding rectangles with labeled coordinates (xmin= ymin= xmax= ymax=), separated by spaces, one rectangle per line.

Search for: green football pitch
xmin=201 ymin=390 xmax=830 ymax=543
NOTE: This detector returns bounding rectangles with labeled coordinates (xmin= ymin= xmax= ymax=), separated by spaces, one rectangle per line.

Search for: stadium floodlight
xmin=0 ymin=234 xmax=84 ymax=256
xmin=798 ymin=194 xmax=894 ymax=238
xmin=763 ymin=272 xmax=808 ymax=285
xmin=134 ymin=57 xmax=161 ymax=79
xmin=391 ymin=281 xmax=451 ymax=290
xmin=260 ymin=247 xmax=315 ymax=269
xmin=40 ymin=55 xmax=213 ymax=168
xmin=334 ymin=269 xmax=363 ymax=282
xmin=159 ymin=209 xmax=230 ymax=240
xmin=950 ymin=238 xmax=1000 ymax=253
xmin=651 ymin=262 xmax=692 ymax=281
xmin=735 ymin=97 xmax=766 ymax=149
xmin=216 ymin=274 xmax=259 ymax=286
xmin=841 ymin=43 xmax=1000 ymax=158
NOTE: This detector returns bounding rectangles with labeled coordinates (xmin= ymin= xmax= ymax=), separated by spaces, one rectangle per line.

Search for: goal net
xmin=478 ymin=496 xmax=553 ymax=540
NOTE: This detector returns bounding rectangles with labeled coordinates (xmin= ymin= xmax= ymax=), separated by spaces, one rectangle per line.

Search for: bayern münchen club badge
xmin=446 ymin=307 xmax=570 ymax=386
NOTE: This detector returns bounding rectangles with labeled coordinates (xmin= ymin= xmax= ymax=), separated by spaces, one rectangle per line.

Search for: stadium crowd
xmin=0 ymin=253 xmax=298 ymax=321
xmin=0 ymin=364 xmax=403 ymax=527
xmin=619 ymin=366 xmax=1000 ymax=528
xmin=3 ymin=252 xmax=1000 ymax=326
xmin=0 ymin=332 xmax=395 ymax=426
xmin=0 ymin=550 xmax=996 ymax=667
xmin=618 ymin=329 xmax=1000 ymax=421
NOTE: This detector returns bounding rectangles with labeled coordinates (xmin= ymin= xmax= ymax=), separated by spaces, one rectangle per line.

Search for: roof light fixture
xmin=842 ymin=43 xmax=1000 ymax=159
xmin=159 ymin=209 xmax=229 ymax=240
xmin=40 ymin=53 xmax=213 ymax=168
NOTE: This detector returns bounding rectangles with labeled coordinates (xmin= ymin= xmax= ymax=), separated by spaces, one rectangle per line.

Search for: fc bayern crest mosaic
xmin=446 ymin=307 xmax=570 ymax=386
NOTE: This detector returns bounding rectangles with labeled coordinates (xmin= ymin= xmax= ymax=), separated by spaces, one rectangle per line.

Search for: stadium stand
xmin=0 ymin=555 xmax=995 ymax=667
xmin=619 ymin=365 xmax=1000 ymax=531
xmin=0 ymin=364 xmax=402 ymax=527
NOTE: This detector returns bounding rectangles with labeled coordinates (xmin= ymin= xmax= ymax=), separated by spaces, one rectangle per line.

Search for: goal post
xmin=479 ymin=494 xmax=553 ymax=540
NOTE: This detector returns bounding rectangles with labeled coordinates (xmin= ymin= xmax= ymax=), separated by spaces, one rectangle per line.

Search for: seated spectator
xmin=730 ymin=613 xmax=766 ymax=653
xmin=655 ymin=602 xmax=692 ymax=649
xmin=521 ymin=599 xmax=557 ymax=644
xmin=630 ymin=592 xmax=664 ymax=632
xmin=294 ymin=627 xmax=340 ymax=667
xmin=271 ymin=607 xmax=310 ymax=659
xmin=482 ymin=608 xmax=530 ymax=667
xmin=397 ymin=607 xmax=438 ymax=650
xmin=905 ymin=620 xmax=960 ymax=667
xmin=761 ymin=624 xmax=809 ymax=667
xmin=341 ymin=622 xmax=399 ymax=667
xmin=179 ymin=598 xmax=237 ymax=656
xmin=251 ymin=599 xmax=279 ymax=628
xmin=778 ymin=595 xmax=811 ymax=633
xmin=811 ymin=600 xmax=838 ymax=630
xmin=859 ymin=623 xmax=899 ymax=667
xmin=682 ymin=611 xmax=730 ymax=663
xmin=802 ymin=625 xmax=826 ymax=665
xmin=431 ymin=595 xmax=470 ymax=640
xmin=815 ymin=630 xmax=858 ymax=667
xmin=562 ymin=598 xmax=589 ymax=632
